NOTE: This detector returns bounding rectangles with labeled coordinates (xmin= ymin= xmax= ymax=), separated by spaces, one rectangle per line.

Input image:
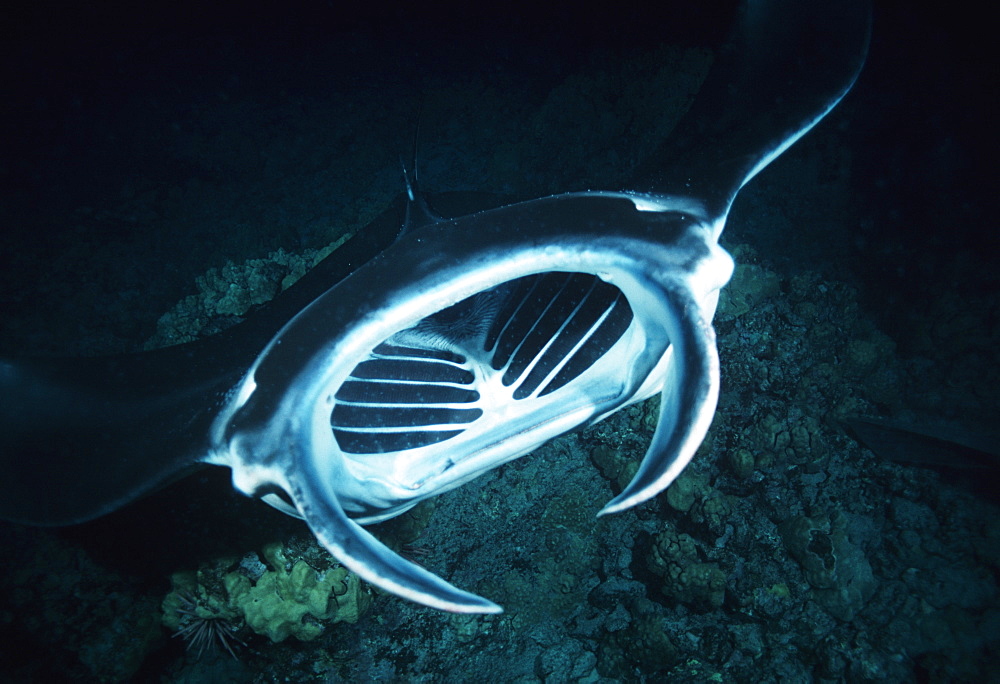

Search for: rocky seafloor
xmin=1 ymin=6 xmax=997 ymax=682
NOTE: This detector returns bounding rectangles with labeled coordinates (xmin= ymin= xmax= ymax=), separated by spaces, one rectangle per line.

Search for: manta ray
xmin=0 ymin=1 xmax=870 ymax=612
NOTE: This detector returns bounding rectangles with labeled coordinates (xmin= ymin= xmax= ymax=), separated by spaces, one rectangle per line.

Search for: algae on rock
xmin=646 ymin=524 xmax=727 ymax=609
xmin=224 ymin=542 xmax=371 ymax=642
xmin=778 ymin=511 xmax=876 ymax=621
xmin=162 ymin=541 xmax=371 ymax=646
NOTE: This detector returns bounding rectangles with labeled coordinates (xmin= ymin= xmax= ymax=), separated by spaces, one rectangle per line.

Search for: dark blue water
xmin=0 ymin=1 xmax=996 ymax=681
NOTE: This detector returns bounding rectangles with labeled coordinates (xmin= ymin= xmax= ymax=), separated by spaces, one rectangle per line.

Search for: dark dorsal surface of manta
xmin=0 ymin=0 xmax=870 ymax=613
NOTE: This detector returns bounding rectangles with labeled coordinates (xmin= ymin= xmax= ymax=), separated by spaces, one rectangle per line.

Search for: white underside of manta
xmin=0 ymin=0 xmax=871 ymax=613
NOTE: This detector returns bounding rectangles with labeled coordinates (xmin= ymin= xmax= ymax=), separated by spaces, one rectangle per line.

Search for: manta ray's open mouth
xmin=0 ymin=0 xmax=870 ymax=615
xmin=331 ymin=272 xmax=634 ymax=456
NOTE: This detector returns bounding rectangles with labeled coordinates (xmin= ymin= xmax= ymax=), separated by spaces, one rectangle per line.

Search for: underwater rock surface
xmin=778 ymin=511 xmax=877 ymax=622
xmin=162 ymin=541 xmax=371 ymax=645
xmin=1 ymin=2 xmax=997 ymax=682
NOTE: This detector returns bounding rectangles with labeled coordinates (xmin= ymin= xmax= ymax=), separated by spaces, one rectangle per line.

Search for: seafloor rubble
xmin=1 ymin=29 xmax=996 ymax=683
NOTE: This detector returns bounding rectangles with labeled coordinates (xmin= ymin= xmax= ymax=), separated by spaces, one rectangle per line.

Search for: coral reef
xmin=225 ymin=543 xmax=370 ymax=642
xmin=162 ymin=541 xmax=371 ymax=647
xmin=0 ymin=527 xmax=163 ymax=682
xmin=145 ymin=245 xmax=342 ymax=348
xmin=778 ymin=511 xmax=877 ymax=621
xmin=718 ymin=260 xmax=782 ymax=318
xmin=1 ymin=22 xmax=996 ymax=682
xmin=646 ymin=523 xmax=727 ymax=609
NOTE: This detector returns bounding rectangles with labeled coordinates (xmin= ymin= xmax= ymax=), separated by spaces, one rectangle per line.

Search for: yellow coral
xmin=223 ymin=552 xmax=370 ymax=642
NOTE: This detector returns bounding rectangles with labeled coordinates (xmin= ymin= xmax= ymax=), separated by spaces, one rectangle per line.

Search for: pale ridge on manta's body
xmin=0 ymin=0 xmax=871 ymax=613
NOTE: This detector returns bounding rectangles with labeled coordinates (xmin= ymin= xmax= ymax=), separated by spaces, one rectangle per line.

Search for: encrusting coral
xmin=162 ymin=541 xmax=371 ymax=647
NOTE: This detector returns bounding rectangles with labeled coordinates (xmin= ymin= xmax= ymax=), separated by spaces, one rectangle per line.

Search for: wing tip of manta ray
xmin=596 ymin=445 xmax=690 ymax=517
xmin=597 ymin=491 xmax=647 ymax=518
xmin=368 ymin=567 xmax=504 ymax=614
xmin=398 ymin=580 xmax=503 ymax=614
xmin=444 ymin=595 xmax=504 ymax=615
xmin=299 ymin=484 xmax=505 ymax=614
